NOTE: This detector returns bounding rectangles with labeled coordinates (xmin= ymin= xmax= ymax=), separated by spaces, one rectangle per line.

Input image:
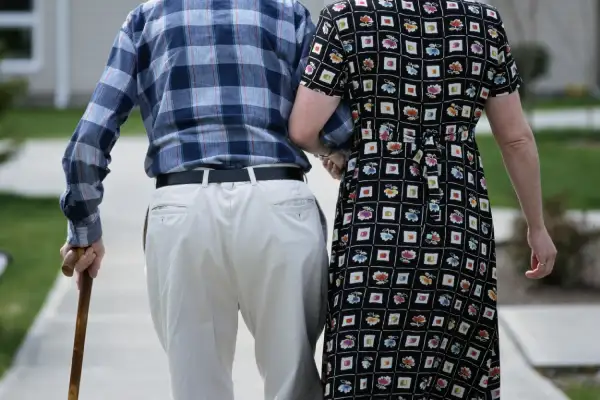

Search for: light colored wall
xmin=28 ymin=0 xmax=594 ymax=104
xmin=11 ymin=0 xmax=57 ymax=102
xmin=69 ymin=0 xmax=141 ymax=103
xmin=66 ymin=0 xmax=327 ymax=104
xmin=29 ymin=0 xmax=327 ymax=106
xmin=492 ymin=0 xmax=598 ymax=93
xmin=302 ymin=0 xmax=327 ymax=20
xmin=14 ymin=0 xmax=138 ymax=104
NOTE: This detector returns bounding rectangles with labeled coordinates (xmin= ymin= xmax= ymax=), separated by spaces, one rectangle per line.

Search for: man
xmin=58 ymin=1 xmax=351 ymax=399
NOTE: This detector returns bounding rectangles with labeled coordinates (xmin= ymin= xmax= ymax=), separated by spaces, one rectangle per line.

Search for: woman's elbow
xmin=497 ymin=127 xmax=535 ymax=151
xmin=289 ymin=127 xmax=312 ymax=147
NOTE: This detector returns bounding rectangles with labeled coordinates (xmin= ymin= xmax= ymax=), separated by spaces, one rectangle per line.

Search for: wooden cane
xmin=61 ymin=247 xmax=94 ymax=400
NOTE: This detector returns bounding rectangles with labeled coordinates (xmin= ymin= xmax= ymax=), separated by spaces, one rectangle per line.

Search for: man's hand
xmin=60 ymin=239 xmax=105 ymax=289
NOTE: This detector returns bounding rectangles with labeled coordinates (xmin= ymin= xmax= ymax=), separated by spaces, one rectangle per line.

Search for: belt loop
xmin=202 ymin=170 xmax=210 ymax=187
xmin=247 ymin=167 xmax=258 ymax=186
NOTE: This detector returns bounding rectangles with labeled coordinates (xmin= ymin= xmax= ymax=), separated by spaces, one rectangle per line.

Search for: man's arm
xmin=60 ymin=22 xmax=138 ymax=247
xmin=292 ymin=3 xmax=353 ymax=152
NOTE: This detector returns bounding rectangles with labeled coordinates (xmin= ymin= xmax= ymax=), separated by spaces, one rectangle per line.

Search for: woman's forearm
xmin=295 ymin=133 xmax=333 ymax=157
xmin=497 ymin=135 xmax=545 ymax=231
xmin=289 ymin=86 xmax=344 ymax=157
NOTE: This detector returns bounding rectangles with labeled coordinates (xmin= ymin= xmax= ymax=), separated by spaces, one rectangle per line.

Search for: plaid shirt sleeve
xmin=293 ymin=3 xmax=353 ymax=150
xmin=60 ymin=20 xmax=138 ymax=246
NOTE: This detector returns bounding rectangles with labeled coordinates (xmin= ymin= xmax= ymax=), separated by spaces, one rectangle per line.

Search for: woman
xmin=289 ymin=1 xmax=557 ymax=399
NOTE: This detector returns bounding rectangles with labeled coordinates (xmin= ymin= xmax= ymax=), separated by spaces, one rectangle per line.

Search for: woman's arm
xmin=291 ymin=2 xmax=354 ymax=155
xmin=481 ymin=5 xmax=556 ymax=279
xmin=486 ymin=92 xmax=556 ymax=279
xmin=289 ymin=4 xmax=350 ymax=166
xmin=486 ymin=92 xmax=544 ymax=230
xmin=289 ymin=86 xmax=341 ymax=156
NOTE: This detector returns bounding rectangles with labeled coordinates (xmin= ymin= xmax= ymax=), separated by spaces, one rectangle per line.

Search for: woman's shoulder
xmin=318 ymin=0 xmax=506 ymax=26
xmin=320 ymin=0 xmax=354 ymax=18
xmin=470 ymin=1 xmax=506 ymax=23
xmin=319 ymin=0 xmax=503 ymax=16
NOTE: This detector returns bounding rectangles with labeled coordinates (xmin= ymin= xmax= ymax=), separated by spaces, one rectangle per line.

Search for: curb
xmin=0 ymin=275 xmax=72 ymax=398
xmin=498 ymin=313 xmax=570 ymax=399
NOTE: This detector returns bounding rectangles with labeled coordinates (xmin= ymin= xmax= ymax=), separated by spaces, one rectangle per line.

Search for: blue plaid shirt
xmin=60 ymin=0 xmax=353 ymax=246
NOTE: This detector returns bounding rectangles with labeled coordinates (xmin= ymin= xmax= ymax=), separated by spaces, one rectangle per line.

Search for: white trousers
xmin=144 ymin=170 xmax=328 ymax=400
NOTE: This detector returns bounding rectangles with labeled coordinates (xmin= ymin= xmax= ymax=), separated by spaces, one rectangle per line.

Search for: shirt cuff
xmin=322 ymin=133 xmax=352 ymax=151
xmin=66 ymin=212 xmax=103 ymax=247
xmin=321 ymin=118 xmax=354 ymax=149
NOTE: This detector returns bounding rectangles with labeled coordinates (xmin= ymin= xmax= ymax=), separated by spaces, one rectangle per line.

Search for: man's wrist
xmin=67 ymin=213 xmax=103 ymax=247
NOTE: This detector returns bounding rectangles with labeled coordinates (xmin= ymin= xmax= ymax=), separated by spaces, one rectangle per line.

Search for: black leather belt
xmin=156 ymin=166 xmax=304 ymax=188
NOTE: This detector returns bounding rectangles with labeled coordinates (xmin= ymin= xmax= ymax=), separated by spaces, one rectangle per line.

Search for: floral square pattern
xmin=301 ymin=0 xmax=521 ymax=398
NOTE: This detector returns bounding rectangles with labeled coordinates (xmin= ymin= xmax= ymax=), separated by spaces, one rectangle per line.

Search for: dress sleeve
xmin=484 ymin=6 xmax=522 ymax=97
xmin=300 ymin=6 xmax=348 ymax=97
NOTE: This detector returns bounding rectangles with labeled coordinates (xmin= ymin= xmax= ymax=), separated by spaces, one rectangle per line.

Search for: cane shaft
xmin=67 ymin=248 xmax=94 ymax=400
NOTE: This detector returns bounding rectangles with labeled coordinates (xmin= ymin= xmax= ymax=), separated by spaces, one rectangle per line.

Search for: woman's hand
xmin=525 ymin=227 xmax=557 ymax=279
xmin=322 ymin=158 xmax=342 ymax=180
xmin=322 ymin=151 xmax=347 ymax=180
xmin=328 ymin=151 xmax=346 ymax=169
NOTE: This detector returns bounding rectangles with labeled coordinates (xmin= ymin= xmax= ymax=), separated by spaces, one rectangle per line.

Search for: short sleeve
xmin=300 ymin=6 xmax=348 ymax=97
xmin=483 ymin=6 xmax=522 ymax=97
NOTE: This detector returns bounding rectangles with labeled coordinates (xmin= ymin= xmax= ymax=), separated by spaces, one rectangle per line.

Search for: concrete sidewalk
xmin=475 ymin=106 xmax=600 ymax=135
xmin=0 ymin=138 xmax=569 ymax=399
xmin=501 ymin=305 xmax=600 ymax=368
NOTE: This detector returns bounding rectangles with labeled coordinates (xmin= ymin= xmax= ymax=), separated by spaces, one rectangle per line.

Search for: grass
xmin=477 ymin=129 xmax=600 ymax=209
xmin=2 ymin=94 xmax=600 ymax=140
xmin=0 ymin=193 xmax=66 ymax=377
xmin=528 ymin=96 xmax=600 ymax=110
xmin=4 ymin=107 xmax=145 ymax=140
xmin=564 ymin=383 xmax=600 ymax=400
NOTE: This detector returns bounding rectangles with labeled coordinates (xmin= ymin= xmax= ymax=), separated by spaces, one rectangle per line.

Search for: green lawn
xmin=4 ymin=95 xmax=600 ymax=140
xmin=0 ymin=193 xmax=66 ymax=377
xmin=2 ymin=108 xmax=600 ymax=209
xmin=528 ymin=96 xmax=600 ymax=110
xmin=478 ymin=129 xmax=600 ymax=209
xmin=564 ymin=383 xmax=600 ymax=400
xmin=4 ymin=107 xmax=145 ymax=139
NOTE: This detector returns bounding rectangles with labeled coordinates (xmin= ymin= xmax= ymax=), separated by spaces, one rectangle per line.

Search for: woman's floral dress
xmin=300 ymin=1 xmax=521 ymax=399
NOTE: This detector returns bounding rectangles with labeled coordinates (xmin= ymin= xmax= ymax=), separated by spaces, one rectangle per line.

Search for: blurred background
xmin=0 ymin=0 xmax=600 ymax=399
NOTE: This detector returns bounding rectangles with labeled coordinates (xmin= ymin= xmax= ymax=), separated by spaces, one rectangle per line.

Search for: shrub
xmin=510 ymin=42 xmax=551 ymax=102
xmin=506 ymin=194 xmax=600 ymax=288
